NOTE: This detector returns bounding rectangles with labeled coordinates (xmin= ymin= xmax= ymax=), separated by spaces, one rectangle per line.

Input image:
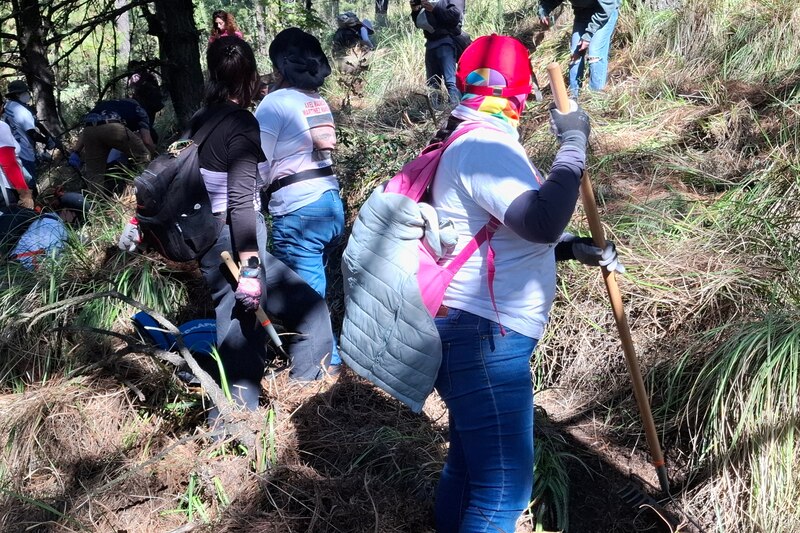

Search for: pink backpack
xmin=384 ymin=123 xmax=502 ymax=318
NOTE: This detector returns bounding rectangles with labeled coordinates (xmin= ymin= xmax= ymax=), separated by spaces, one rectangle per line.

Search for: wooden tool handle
xmin=546 ymin=63 xmax=669 ymax=492
xmin=546 ymin=63 xmax=606 ymax=250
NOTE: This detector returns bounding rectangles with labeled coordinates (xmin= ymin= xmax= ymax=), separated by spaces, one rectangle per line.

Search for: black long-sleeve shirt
xmin=503 ymin=145 xmax=585 ymax=244
xmin=191 ymin=104 xmax=265 ymax=254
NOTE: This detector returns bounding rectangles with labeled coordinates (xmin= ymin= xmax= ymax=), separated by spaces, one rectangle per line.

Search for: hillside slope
xmin=1 ymin=1 xmax=799 ymax=532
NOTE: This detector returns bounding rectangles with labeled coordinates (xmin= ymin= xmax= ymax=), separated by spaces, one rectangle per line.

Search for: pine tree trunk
xmin=13 ymin=0 xmax=62 ymax=134
xmin=116 ymin=0 xmax=131 ymax=74
xmin=254 ymin=1 xmax=269 ymax=54
xmin=149 ymin=0 xmax=204 ymax=129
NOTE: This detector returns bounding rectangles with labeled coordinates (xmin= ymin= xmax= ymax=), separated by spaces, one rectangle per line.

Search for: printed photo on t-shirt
xmin=303 ymin=99 xmax=336 ymax=157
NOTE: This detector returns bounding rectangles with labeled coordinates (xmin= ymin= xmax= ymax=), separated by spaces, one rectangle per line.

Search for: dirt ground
xmin=536 ymin=389 xmax=695 ymax=533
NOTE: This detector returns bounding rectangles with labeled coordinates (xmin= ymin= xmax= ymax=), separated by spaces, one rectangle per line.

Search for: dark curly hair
xmin=210 ymin=10 xmax=240 ymax=38
xmin=204 ymin=36 xmax=258 ymax=108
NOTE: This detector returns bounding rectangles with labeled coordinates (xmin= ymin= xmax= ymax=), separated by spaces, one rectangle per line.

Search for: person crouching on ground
xmin=71 ymin=97 xmax=156 ymax=193
xmin=118 ymin=36 xmax=335 ymax=428
xmin=0 ymin=191 xmax=89 ymax=271
xmin=255 ymin=28 xmax=345 ymax=376
xmin=428 ymin=34 xmax=623 ymax=532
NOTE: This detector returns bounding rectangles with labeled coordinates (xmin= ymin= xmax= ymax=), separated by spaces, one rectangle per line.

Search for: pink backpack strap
xmin=483 ymin=218 xmax=506 ymax=336
xmin=427 ymin=122 xmax=507 ymax=332
xmin=443 ymin=216 xmax=498 ymax=275
xmin=444 ymin=216 xmax=506 ymax=335
xmin=404 ymin=122 xmax=484 ymax=199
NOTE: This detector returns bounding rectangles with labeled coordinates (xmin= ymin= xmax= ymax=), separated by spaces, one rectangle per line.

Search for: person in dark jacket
xmin=333 ymin=12 xmax=375 ymax=54
xmin=72 ymin=98 xmax=156 ymax=191
xmin=410 ymin=0 xmax=465 ymax=106
xmin=127 ymin=61 xmax=164 ymax=143
xmin=539 ymin=0 xmax=620 ymax=96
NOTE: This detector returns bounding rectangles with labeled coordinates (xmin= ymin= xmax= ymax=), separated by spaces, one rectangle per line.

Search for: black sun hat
xmin=5 ymin=80 xmax=30 ymax=96
xmin=268 ymin=28 xmax=331 ymax=90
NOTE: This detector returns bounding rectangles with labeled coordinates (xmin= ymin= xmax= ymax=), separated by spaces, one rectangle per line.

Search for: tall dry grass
xmin=2 ymin=0 xmax=800 ymax=531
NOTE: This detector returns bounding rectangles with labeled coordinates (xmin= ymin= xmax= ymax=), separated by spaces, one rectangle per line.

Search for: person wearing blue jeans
xmin=434 ymin=310 xmax=537 ymax=532
xmin=425 ymin=42 xmax=459 ymax=104
xmin=539 ymin=0 xmax=620 ymax=96
xmin=271 ymin=190 xmax=344 ymax=296
xmin=256 ymin=28 xmax=345 ymax=371
xmin=428 ymin=35 xmax=624 ymax=531
xmin=270 ymin=189 xmax=345 ymax=357
xmin=411 ymin=0 xmax=465 ymax=106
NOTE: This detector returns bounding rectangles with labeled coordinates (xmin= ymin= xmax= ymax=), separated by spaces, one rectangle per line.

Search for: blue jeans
xmin=570 ymin=4 xmax=620 ymax=95
xmin=425 ymin=42 xmax=460 ymax=104
xmin=270 ymin=189 xmax=345 ymax=365
xmin=434 ymin=309 xmax=537 ymax=533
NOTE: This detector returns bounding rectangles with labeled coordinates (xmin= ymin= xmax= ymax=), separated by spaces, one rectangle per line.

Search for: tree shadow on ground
xmin=290 ymin=375 xmax=442 ymax=532
xmin=207 ymin=373 xmax=442 ymax=533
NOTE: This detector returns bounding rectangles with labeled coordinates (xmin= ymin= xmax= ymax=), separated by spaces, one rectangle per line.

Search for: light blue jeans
xmin=570 ymin=4 xmax=620 ymax=96
xmin=434 ymin=308 xmax=537 ymax=533
xmin=270 ymin=189 xmax=345 ymax=365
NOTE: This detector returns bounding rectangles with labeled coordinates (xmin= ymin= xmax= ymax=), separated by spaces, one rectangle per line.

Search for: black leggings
xmin=198 ymin=215 xmax=332 ymax=411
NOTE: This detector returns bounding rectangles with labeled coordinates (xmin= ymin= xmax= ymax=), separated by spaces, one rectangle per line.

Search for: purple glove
xmin=234 ymin=258 xmax=262 ymax=311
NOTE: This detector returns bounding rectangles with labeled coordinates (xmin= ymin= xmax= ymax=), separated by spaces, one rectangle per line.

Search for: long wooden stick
xmin=220 ymin=251 xmax=287 ymax=356
xmin=547 ymin=63 xmax=669 ymax=494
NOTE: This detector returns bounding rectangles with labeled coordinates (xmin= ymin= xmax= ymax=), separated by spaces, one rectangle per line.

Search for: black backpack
xmin=333 ymin=27 xmax=362 ymax=55
xmin=134 ymin=107 xmax=236 ymax=262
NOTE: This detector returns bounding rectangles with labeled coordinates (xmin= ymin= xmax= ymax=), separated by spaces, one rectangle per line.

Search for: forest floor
xmin=6 ymin=8 xmax=796 ymax=532
xmin=0 ymin=94 xmax=707 ymax=533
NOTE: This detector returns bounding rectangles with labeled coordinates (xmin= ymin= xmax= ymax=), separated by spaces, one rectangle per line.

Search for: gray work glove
xmin=549 ymin=100 xmax=590 ymax=152
xmin=561 ymin=233 xmax=625 ymax=274
xmin=118 ymin=217 xmax=143 ymax=253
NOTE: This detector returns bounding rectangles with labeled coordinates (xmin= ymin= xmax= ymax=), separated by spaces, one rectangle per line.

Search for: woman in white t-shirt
xmin=429 ymin=35 xmax=622 ymax=532
xmin=255 ymin=28 xmax=345 ymax=373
